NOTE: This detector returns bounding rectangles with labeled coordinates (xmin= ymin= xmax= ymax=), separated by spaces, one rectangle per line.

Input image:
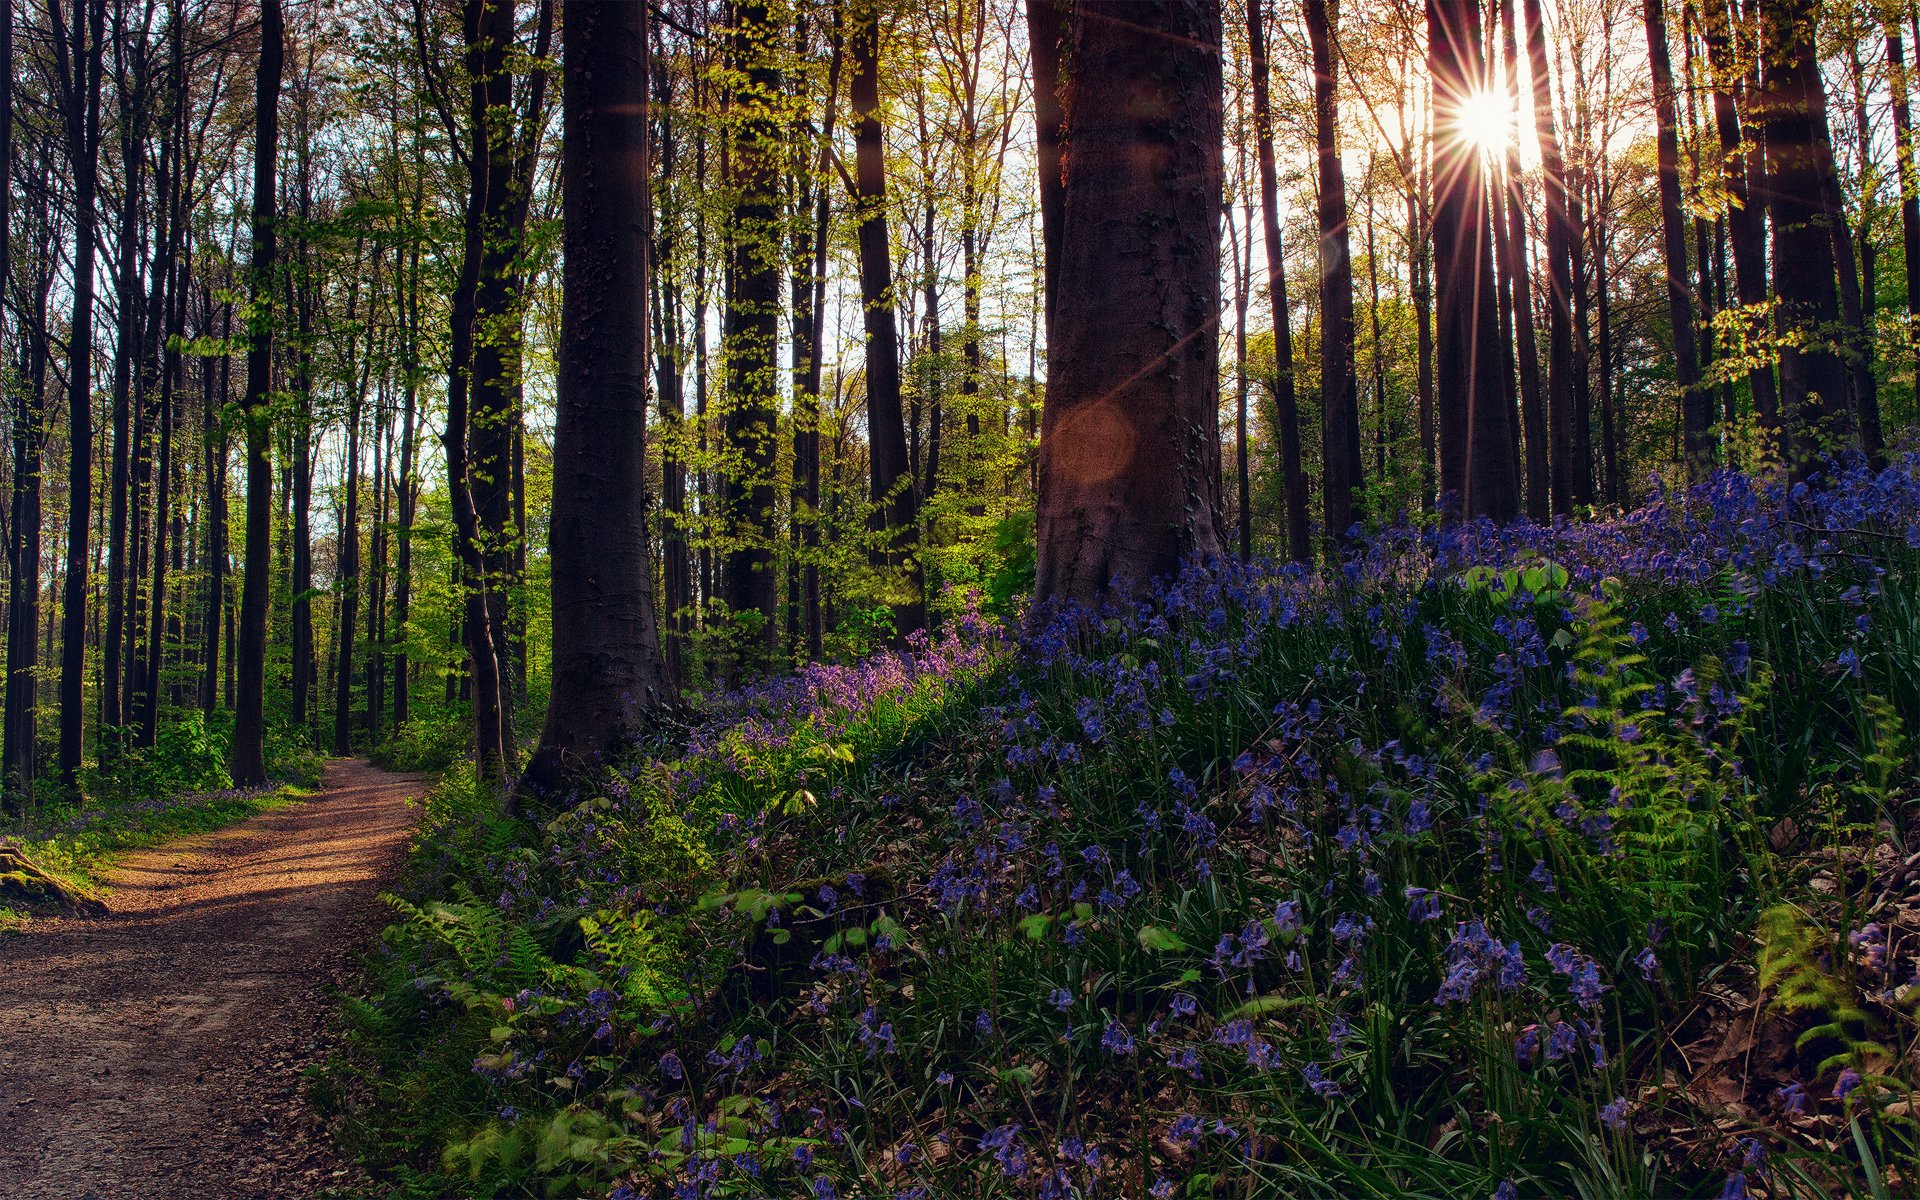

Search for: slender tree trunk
xmin=522 ymin=0 xmax=673 ymax=795
xmin=391 ymin=239 xmax=419 ymax=733
xmin=1644 ymin=0 xmax=1709 ymax=474
xmin=1027 ymin=0 xmax=1066 ymax=334
xmin=1702 ymin=0 xmax=1778 ymax=432
xmin=1233 ymin=197 xmax=1252 ymax=560
xmin=1247 ymin=0 xmax=1309 ymax=560
xmin=1889 ymin=20 xmax=1920 ymax=414
xmin=789 ymin=27 xmax=838 ymax=662
xmin=333 ymin=325 xmax=364 ymax=756
xmin=56 ymin=0 xmax=106 ymax=788
xmin=1307 ymin=0 xmax=1360 ymax=543
xmin=1499 ymin=0 xmax=1547 ymax=519
xmin=1520 ymin=0 xmax=1575 ymax=514
xmin=441 ymin=0 xmax=510 ymax=778
xmin=849 ymin=1 xmax=921 ymax=629
xmin=1034 ymin=0 xmax=1225 ymax=601
xmin=232 ymin=0 xmax=282 ymax=787
xmin=104 ymin=71 xmax=144 ymax=740
xmin=720 ymin=0 xmax=787 ymax=661
xmin=141 ymin=251 xmax=182 ymax=748
xmin=202 ymin=296 xmax=228 ymax=718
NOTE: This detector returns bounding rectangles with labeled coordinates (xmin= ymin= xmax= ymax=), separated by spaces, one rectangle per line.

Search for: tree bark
xmin=232 ymin=0 xmax=282 ymax=787
xmin=1307 ymin=0 xmax=1361 ymax=544
xmin=1757 ymin=0 xmax=1850 ymax=475
xmin=1702 ymin=0 xmax=1779 ymax=432
xmin=720 ymin=0 xmax=787 ymax=659
xmin=1026 ymin=0 xmax=1066 ymax=335
xmin=1644 ymin=0 xmax=1709 ymax=475
xmin=849 ymin=1 xmax=922 ymax=629
xmin=1519 ymin=0 xmax=1576 ymax=514
xmin=1247 ymin=0 xmax=1310 ymax=561
xmin=1499 ymin=0 xmax=1547 ymax=519
xmin=1890 ymin=20 xmax=1920 ymax=420
xmin=521 ymin=0 xmax=674 ymax=796
xmin=1034 ymin=0 xmax=1226 ymax=602
xmin=1429 ymin=0 xmax=1519 ymax=520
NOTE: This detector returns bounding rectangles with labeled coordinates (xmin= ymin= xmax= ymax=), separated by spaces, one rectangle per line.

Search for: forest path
xmin=0 ymin=758 xmax=424 ymax=1199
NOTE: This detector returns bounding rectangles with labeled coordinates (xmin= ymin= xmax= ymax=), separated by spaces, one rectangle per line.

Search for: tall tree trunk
xmin=392 ymin=257 xmax=418 ymax=733
xmin=440 ymin=0 xmax=511 ymax=778
xmin=1702 ymin=0 xmax=1779 ymax=432
xmin=1027 ymin=0 xmax=1066 ymax=334
xmin=104 ymin=58 xmax=145 ymax=741
xmin=333 ymin=313 xmax=364 ymax=757
xmin=469 ymin=0 xmax=553 ymax=716
xmin=201 ymin=296 xmax=228 ymax=718
xmin=1499 ymin=0 xmax=1547 ymax=519
xmin=849 ymin=0 xmax=921 ymax=630
xmin=141 ymin=250 xmax=183 ymax=748
xmin=1890 ymin=20 xmax=1920 ymax=415
xmin=789 ymin=26 xmax=838 ymax=662
xmin=1520 ymin=0 xmax=1576 ymax=514
xmin=720 ymin=0 xmax=786 ymax=661
xmin=1644 ymin=0 xmax=1709 ymax=475
xmin=56 ymin=0 xmax=106 ymax=788
xmin=1307 ymin=0 xmax=1361 ymax=544
xmin=232 ymin=0 xmax=282 ymax=787
xmin=1757 ymin=0 xmax=1850 ymax=474
xmin=1233 ymin=195 xmax=1252 ymax=559
xmin=1429 ymin=0 xmax=1519 ymax=520
xmin=522 ymin=0 xmax=674 ymax=795
xmin=1247 ymin=0 xmax=1310 ymax=561
xmin=0 ymin=0 xmax=28 ymax=801
xmin=1034 ymin=0 xmax=1225 ymax=601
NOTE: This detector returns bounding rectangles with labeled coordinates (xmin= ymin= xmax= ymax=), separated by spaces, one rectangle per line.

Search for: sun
xmin=1453 ymin=87 xmax=1513 ymax=156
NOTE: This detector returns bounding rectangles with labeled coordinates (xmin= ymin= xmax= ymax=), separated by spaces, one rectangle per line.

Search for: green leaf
xmin=1136 ymin=924 xmax=1189 ymax=953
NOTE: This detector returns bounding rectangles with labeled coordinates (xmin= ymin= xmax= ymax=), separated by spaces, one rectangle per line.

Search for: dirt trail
xmin=0 ymin=758 xmax=424 ymax=1200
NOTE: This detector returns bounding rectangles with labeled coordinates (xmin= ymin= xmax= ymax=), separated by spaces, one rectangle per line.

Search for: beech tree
xmin=521 ymin=0 xmax=672 ymax=795
xmin=1033 ymin=0 xmax=1225 ymax=601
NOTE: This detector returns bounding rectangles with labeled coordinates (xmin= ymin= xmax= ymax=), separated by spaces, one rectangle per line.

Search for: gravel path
xmin=0 ymin=758 xmax=424 ymax=1200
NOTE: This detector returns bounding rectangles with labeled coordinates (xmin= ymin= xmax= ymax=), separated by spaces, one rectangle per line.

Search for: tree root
xmin=0 ymin=844 xmax=107 ymax=915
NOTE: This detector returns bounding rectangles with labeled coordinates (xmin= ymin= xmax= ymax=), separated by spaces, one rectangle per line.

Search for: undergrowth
xmin=331 ymin=462 xmax=1920 ymax=1199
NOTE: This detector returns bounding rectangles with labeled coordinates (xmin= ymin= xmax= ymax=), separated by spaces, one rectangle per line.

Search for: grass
xmin=1 ymin=782 xmax=306 ymax=917
xmin=330 ymin=461 xmax=1920 ymax=1200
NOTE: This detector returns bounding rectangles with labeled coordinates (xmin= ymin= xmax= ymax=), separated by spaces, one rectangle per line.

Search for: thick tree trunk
xmin=1034 ymin=0 xmax=1225 ymax=602
xmin=1247 ymin=0 xmax=1310 ymax=561
xmin=1757 ymin=0 xmax=1850 ymax=475
xmin=1429 ymin=0 xmax=1519 ymax=521
xmin=521 ymin=0 xmax=673 ymax=796
xmin=232 ymin=0 xmax=282 ymax=787
xmin=1307 ymin=0 xmax=1361 ymax=544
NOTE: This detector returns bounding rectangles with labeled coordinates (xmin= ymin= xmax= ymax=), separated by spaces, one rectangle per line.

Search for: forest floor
xmin=0 ymin=758 xmax=423 ymax=1200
